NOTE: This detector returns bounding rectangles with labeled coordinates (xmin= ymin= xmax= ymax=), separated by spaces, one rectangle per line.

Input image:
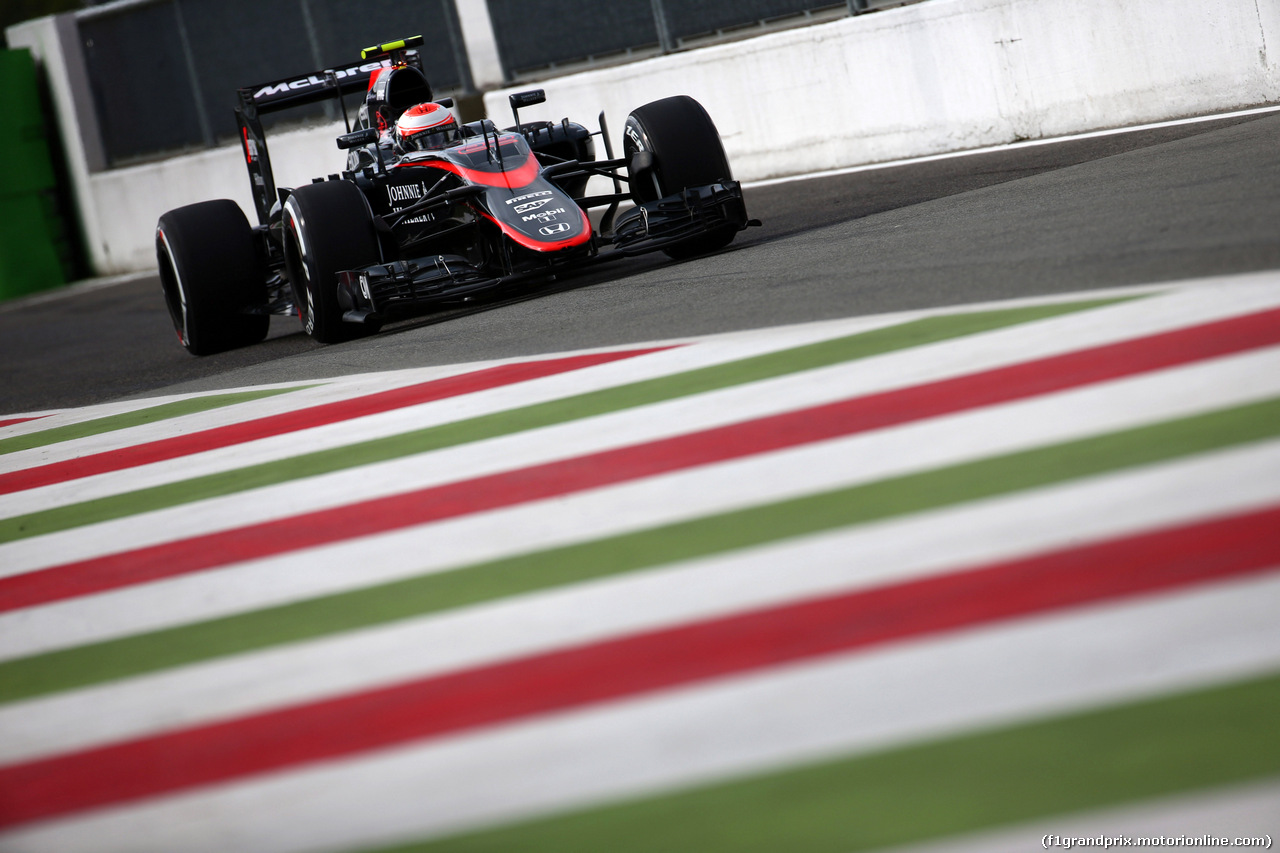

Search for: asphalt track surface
xmin=2 ymin=110 xmax=1277 ymax=415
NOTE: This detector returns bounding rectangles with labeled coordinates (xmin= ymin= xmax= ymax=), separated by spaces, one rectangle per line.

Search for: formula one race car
xmin=156 ymin=36 xmax=757 ymax=355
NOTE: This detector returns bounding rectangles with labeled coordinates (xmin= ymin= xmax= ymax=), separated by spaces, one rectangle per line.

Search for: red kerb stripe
xmin=1 ymin=504 xmax=1276 ymax=829
xmin=0 ymin=347 xmax=673 ymax=495
xmin=0 ymin=416 xmax=47 ymax=430
xmin=2 ymin=308 xmax=1279 ymax=614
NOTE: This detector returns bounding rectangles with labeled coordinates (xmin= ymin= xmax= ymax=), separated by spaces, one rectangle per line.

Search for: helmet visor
xmin=405 ymin=124 xmax=457 ymax=151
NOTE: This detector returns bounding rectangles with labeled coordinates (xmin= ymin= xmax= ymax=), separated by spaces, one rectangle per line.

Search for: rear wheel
xmin=283 ymin=180 xmax=382 ymax=344
xmin=156 ymin=200 xmax=268 ymax=356
xmin=623 ymin=95 xmax=737 ymax=259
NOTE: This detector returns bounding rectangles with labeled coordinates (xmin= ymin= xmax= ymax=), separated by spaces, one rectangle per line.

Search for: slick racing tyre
xmin=156 ymin=200 xmax=268 ymax=356
xmin=623 ymin=95 xmax=737 ymax=259
xmin=283 ymin=180 xmax=382 ymax=344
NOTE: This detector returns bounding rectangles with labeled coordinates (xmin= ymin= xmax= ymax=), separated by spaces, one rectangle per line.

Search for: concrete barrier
xmin=486 ymin=0 xmax=1280 ymax=184
xmin=79 ymin=121 xmax=350 ymax=276
xmin=9 ymin=0 xmax=1279 ymax=275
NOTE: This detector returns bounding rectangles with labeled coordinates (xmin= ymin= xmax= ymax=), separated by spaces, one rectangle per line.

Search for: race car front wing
xmin=610 ymin=181 xmax=757 ymax=256
xmin=337 ymin=255 xmax=503 ymax=324
xmin=336 ymin=180 xmax=757 ymax=326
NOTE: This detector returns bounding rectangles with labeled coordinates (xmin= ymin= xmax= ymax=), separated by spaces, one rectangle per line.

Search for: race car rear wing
xmin=234 ymin=36 xmax=424 ymax=226
xmin=238 ymin=60 xmax=391 ymax=117
xmin=234 ymin=63 xmax=389 ymax=226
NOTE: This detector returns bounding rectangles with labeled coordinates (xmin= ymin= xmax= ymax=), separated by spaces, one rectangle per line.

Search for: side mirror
xmin=337 ymin=127 xmax=379 ymax=150
xmin=509 ymin=89 xmax=546 ymax=130
xmin=509 ymin=90 xmax=546 ymax=110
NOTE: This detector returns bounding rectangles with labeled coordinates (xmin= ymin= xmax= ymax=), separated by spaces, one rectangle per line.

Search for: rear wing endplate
xmin=234 ymin=60 xmax=393 ymax=226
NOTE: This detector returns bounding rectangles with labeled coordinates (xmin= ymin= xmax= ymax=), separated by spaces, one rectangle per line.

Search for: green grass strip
xmin=3 ymin=394 xmax=1275 ymax=705
xmin=0 ymin=386 xmax=309 ymax=456
xmin=0 ymin=298 xmax=1131 ymax=543
xmin=365 ymin=671 xmax=1280 ymax=853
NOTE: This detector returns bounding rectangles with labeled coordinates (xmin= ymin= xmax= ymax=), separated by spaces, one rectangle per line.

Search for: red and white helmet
xmin=394 ymin=102 xmax=459 ymax=152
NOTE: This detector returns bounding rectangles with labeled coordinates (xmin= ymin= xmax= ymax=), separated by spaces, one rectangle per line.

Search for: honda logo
xmin=539 ymin=222 xmax=572 ymax=235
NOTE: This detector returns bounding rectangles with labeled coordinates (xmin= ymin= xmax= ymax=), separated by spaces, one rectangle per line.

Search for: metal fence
xmin=78 ymin=0 xmax=469 ymax=165
xmin=487 ymin=0 xmax=905 ymax=79
xmin=71 ymin=0 xmax=917 ymax=166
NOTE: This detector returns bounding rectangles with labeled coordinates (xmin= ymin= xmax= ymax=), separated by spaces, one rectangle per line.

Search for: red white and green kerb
xmin=1 ymin=271 xmax=1277 ymax=852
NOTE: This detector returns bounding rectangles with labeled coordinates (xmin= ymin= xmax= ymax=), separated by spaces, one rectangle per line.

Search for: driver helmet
xmin=394 ymin=102 xmax=460 ymax=152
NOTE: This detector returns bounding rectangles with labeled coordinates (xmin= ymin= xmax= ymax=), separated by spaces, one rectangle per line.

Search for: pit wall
xmin=9 ymin=0 xmax=1279 ymax=276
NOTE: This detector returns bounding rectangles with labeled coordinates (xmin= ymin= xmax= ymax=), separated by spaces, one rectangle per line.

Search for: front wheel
xmin=283 ymin=180 xmax=382 ymax=344
xmin=156 ymin=200 xmax=268 ymax=356
xmin=623 ymin=95 xmax=738 ymax=259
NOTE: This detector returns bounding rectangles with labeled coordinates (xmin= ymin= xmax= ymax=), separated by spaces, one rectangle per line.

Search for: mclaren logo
xmin=539 ymin=222 xmax=572 ymax=236
xmin=253 ymin=60 xmax=390 ymax=101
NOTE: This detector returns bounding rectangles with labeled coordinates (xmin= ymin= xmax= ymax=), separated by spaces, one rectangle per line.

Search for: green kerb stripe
xmin=0 ymin=298 xmax=1131 ymax=543
xmin=3 ymin=394 xmax=1274 ymax=705
xmin=0 ymin=386 xmax=308 ymax=457
xmin=364 ymin=672 xmax=1280 ymax=853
